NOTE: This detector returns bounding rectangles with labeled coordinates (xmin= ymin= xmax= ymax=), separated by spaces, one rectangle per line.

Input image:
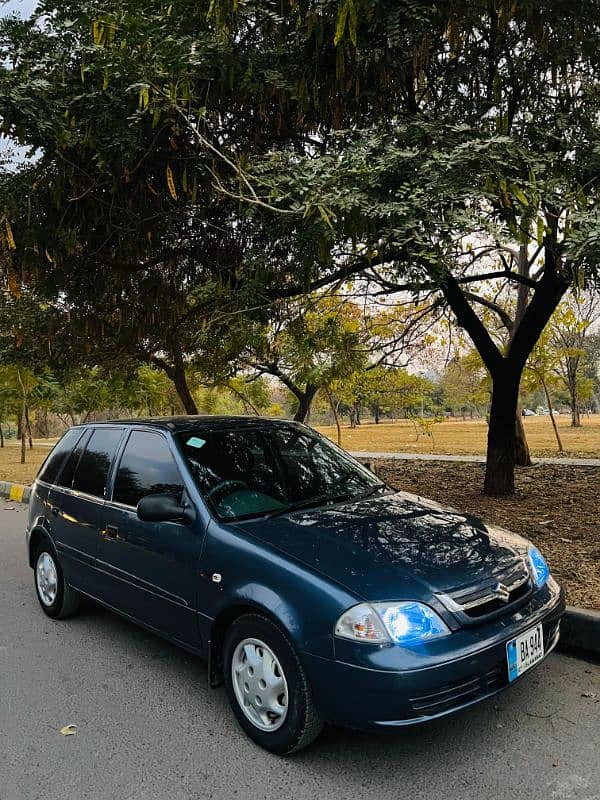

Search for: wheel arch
xmin=208 ymin=600 xmax=294 ymax=688
xmin=28 ymin=524 xmax=56 ymax=568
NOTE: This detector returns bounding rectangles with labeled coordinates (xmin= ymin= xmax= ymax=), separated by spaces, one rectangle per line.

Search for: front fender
xmin=199 ymin=521 xmax=359 ymax=659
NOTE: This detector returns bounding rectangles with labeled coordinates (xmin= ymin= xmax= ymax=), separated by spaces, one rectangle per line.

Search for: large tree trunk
xmin=511 ymin=244 xmax=533 ymax=467
xmin=484 ymin=367 xmax=522 ymax=496
xmin=149 ymin=349 xmax=198 ymax=415
xmin=293 ymin=383 xmax=317 ymax=423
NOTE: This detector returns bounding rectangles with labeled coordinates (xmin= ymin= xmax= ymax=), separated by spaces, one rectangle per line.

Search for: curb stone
xmin=0 ymin=480 xmax=597 ymax=660
xmin=351 ymin=451 xmax=600 ymax=467
xmin=557 ymin=607 xmax=600 ymax=661
xmin=0 ymin=481 xmax=30 ymax=504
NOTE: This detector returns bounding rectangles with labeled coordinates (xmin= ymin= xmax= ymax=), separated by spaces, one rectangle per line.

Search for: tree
xmin=549 ymin=294 xmax=600 ymax=427
xmin=51 ymin=367 xmax=119 ymax=426
xmin=0 ymin=367 xmax=21 ymax=447
xmin=523 ymin=330 xmax=564 ymax=453
xmin=3 ymin=1 xmax=600 ymax=496
xmin=0 ymin=365 xmax=37 ymax=463
xmin=240 ymin=294 xmax=368 ymax=423
xmin=582 ymin=332 xmax=600 ymax=413
xmin=249 ymin=2 xmax=600 ymax=493
xmin=441 ymin=351 xmax=489 ymax=419
xmin=333 ymin=367 xmax=435 ymax=428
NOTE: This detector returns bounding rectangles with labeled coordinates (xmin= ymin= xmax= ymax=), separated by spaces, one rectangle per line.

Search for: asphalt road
xmin=1 ymin=507 xmax=599 ymax=800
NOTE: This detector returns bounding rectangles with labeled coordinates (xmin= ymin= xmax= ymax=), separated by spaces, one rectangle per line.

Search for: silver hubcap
xmin=231 ymin=638 xmax=289 ymax=732
xmin=36 ymin=552 xmax=58 ymax=607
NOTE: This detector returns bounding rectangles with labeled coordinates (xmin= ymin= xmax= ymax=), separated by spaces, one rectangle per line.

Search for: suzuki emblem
xmin=493 ymin=582 xmax=510 ymax=602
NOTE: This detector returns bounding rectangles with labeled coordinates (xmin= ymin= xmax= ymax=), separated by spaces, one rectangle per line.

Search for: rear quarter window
xmin=37 ymin=429 xmax=84 ymax=485
xmin=56 ymin=430 xmax=92 ymax=489
xmin=71 ymin=427 xmax=124 ymax=498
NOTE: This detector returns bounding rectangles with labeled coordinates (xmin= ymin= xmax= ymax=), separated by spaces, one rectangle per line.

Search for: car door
xmin=49 ymin=426 xmax=125 ymax=587
xmin=95 ymin=429 xmax=203 ymax=647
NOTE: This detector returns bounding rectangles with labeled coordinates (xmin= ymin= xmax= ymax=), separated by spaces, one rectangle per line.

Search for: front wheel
xmin=223 ymin=613 xmax=323 ymax=754
xmin=34 ymin=543 xmax=81 ymax=619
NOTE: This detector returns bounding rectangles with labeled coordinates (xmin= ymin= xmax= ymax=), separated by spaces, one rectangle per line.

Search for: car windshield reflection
xmin=177 ymin=424 xmax=386 ymax=521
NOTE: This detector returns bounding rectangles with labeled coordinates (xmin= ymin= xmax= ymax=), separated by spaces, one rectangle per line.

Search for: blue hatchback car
xmin=26 ymin=417 xmax=564 ymax=753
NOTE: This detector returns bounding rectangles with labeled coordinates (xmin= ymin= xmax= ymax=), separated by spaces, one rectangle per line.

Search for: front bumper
xmin=303 ymin=580 xmax=565 ymax=730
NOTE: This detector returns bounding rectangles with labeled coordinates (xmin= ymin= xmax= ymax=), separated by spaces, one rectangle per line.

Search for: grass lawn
xmin=1 ymin=414 xmax=600 ymax=485
xmin=0 ymin=444 xmax=52 ymax=484
xmin=317 ymin=414 xmax=600 ymax=458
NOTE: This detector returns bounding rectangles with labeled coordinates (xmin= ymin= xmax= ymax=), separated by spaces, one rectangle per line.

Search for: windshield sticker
xmin=186 ymin=436 xmax=206 ymax=449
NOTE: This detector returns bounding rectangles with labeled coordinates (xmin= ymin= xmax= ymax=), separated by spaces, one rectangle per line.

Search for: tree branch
xmin=463 ymin=291 xmax=515 ymax=332
xmin=441 ymin=271 xmax=504 ymax=374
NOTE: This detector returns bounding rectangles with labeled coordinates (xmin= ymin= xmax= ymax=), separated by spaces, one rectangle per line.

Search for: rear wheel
xmin=34 ymin=543 xmax=80 ymax=619
xmin=223 ymin=613 xmax=323 ymax=754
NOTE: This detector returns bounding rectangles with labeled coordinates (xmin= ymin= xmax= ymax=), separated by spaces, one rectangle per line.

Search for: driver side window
xmin=181 ymin=430 xmax=284 ymax=500
xmin=112 ymin=431 xmax=184 ymax=508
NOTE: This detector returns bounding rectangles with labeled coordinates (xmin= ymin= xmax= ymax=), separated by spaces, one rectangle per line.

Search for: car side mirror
xmin=137 ymin=493 xmax=187 ymax=523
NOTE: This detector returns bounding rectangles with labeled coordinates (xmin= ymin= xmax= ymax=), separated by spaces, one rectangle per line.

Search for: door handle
xmin=104 ymin=524 xmax=119 ymax=540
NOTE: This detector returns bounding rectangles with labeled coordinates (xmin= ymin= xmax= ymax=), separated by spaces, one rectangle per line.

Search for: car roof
xmin=77 ymin=416 xmax=301 ymax=434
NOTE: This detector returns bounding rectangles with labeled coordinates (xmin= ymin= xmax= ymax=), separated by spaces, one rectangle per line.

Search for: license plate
xmin=506 ymin=623 xmax=544 ymax=682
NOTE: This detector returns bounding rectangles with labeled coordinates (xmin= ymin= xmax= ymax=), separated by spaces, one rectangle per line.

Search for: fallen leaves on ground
xmin=374 ymin=461 xmax=599 ymax=610
xmin=59 ymin=724 xmax=77 ymax=736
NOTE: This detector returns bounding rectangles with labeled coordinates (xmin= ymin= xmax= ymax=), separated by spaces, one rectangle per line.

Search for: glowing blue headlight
xmin=528 ymin=545 xmax=550 ymax=588
xmin=373 ymin=602 xmax=450 ymax=645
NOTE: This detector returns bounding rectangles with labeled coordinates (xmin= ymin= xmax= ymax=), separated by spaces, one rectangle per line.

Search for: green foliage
xmin=2 ymin=1 xmax=600 ymax=491
xmin=441 ymin=350 xmax=489 ymax=417
xmin=333 ymin=366 xmax=435 ymax=419
xmin=238 ymin=294 xmax=370 ymax=415
xmin=408 ymin=413 xmax=444 ymax=449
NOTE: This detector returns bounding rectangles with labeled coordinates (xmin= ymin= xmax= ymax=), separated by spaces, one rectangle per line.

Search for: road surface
xmin=1 ymin=507 xmax=598 ymax=800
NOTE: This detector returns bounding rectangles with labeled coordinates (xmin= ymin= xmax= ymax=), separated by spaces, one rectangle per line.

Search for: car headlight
xmin=335 ymin=601 xmax=450 ymax=645
xmin=528 ymin=545 xmax=550 ymax=588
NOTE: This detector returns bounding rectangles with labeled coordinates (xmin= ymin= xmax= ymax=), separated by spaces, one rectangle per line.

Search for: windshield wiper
xmin=263 ymin=482 xmax=390 ymax=520
xmin=353 ymin=482 xmax=390 ymax=501
xmin=263 ymin=493 xmax=337 ymax=519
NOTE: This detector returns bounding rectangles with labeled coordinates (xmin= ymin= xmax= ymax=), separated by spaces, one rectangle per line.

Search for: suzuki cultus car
xmin=27 ymin=417 xmax=564 ymax=753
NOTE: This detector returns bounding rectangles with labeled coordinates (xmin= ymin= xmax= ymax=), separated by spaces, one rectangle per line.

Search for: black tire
xmin=223 ymin=613 xmax=323 ymax=755
xmin=34 ymin=541 xmax=81 ymax=619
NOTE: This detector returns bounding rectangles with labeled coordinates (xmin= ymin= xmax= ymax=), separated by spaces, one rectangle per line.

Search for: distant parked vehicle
xmin=522 ymin=408 xmax=537 ymax=416
xmin=26 ymin=417 xmax=564 ymax=754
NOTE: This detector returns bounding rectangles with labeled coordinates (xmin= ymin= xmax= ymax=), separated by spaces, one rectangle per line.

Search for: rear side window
xmin=71 ymin=428 xmax=124 ymax=498
xmin=112 ymin=431 xmax=184 ymax=507
xmin=37 ymin=429 xmax=84 ymax=485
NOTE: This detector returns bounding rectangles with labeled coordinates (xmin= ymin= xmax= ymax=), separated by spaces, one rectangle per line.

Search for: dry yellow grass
xmin=317 ymin=414 xmax=600 ymax=458
xmin=0 ymin=444 xmax=51 ymax=485
xmin=1 ymin=414 xmax=599 ymax=487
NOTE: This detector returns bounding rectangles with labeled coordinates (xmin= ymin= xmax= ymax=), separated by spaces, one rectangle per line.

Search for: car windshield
xmin=177 ymin=424 xmax=386 ymax=522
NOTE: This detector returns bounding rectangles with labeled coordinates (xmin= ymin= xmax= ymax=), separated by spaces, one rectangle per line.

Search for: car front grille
xmin=409 ymin=662 xmax=508 ymax=717
xmin=442 ymin=558 xmax=532 ymax=621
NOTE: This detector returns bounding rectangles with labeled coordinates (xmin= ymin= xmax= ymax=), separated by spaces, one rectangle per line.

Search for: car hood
xmin=234 ymin=491 xmax=528 ymax=602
